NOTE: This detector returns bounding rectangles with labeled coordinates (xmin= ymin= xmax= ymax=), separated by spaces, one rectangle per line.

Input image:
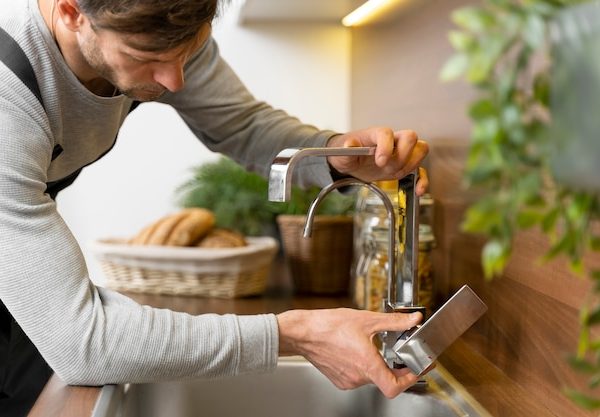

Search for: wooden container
xmin=276 ymin=215 xmax=353 ymax=295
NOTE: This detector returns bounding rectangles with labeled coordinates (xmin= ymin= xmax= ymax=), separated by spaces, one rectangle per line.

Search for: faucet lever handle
xmin=268 ymin=147 xmax=376 ymax=202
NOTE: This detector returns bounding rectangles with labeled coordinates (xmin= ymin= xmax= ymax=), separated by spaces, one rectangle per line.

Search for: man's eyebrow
xmin=122 ymin=37 xmax=169 ymax=53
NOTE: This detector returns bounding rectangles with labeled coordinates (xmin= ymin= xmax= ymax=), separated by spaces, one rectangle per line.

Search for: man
xmin=0 ymin=0 xmax=429 ymax=415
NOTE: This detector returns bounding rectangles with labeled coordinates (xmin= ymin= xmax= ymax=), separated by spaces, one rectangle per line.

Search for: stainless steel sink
xmin=92 ymin=357 xmax=490 ymax=417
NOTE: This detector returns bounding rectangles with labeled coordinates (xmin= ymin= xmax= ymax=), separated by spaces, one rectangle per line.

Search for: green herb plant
xmin=441 ymin=0 xmax=600 ymax=409
xmin=176 ymin=157 xmax=354 ymax=236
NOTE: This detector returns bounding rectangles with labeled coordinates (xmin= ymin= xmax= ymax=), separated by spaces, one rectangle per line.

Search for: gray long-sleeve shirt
xmin=0 ymin=0 xmax=337 ymax=385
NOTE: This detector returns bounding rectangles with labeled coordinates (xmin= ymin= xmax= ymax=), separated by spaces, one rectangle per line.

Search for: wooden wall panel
xmin=448 ymin=234 xmax=593 ymax=417
xmin=429 ymin=141 xmax=600 ymax=417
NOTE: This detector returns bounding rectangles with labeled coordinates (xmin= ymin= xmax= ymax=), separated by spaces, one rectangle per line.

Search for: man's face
xmin=77 ymin=19 xmax=212 ymax=101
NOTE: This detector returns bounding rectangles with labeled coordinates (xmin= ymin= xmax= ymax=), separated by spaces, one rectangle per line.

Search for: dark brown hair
xmin=77 ymin=0 xmax=225 ymax=51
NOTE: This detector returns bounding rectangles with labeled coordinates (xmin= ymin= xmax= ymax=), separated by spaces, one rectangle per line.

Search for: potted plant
xmin=441 ymin=0 xmax=600 ymax=409
xmin=176 ymin=157 xmax=356 ymax=294
xmin=176 ymin=157 xmax=280 ymax=237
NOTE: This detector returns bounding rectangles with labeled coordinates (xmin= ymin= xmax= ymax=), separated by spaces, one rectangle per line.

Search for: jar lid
xmin=419 ymin=193 xmax=434 ymax=206
xmin=419 ymin=224 xmax=436 ymax=249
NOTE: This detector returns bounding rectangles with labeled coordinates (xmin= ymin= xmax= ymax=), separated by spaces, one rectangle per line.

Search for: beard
xmin=79 ymin=32 xmax=167 ymax=102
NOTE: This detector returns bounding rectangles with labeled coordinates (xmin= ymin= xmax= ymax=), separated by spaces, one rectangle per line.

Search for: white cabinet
xmin=238 ymin=0 xmax=423 ymax=26
xmin=238 ymin=0 xmax=361 ymax=24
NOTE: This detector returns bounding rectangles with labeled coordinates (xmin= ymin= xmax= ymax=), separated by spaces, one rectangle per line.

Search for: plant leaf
xmin=482 ymin=240 xmax=510 ymax=279
xmin=590 ymin=236 xmax=600 ymax=251
xmin=542 ymin=208 xmax=560 ymax=233
xmin=567 ymin=356 xmax=599 ymax=374
xmin=448 ymin=30 xmax=476 ymax=52
xmin=589 ymin=373 xmax=600 ymax=389
xmin=517 ymin=210 xmax=543 ymax=228
xmin=451 ymin=6 xmax=496 ymax=33
xmin=469 ymin=99 xmax=497 ymax=120
xmin=440 ymin=53 xmax=469 ymax=81
xmin=564 ymin=389 xmax=600 ymax=410
xmin=523 ymin=13 xmax=546 ymax=50
xmin=587 ymin=306 xmax=600 ymax=326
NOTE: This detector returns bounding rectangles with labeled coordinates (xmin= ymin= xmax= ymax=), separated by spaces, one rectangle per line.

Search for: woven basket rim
xmin=276 ymin=214 xmax=353 ymax=224
xmin=89 ymin=236 xmax=278 ymax=261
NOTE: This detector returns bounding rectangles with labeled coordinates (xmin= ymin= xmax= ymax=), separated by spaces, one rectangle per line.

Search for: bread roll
xmin=165 ymin=208 xmax=215 ymax=246
xmin=129 ymin=222 xmax=158 ymax=245
xmin=130 ymin=208 xmax=215 ymax=246
xmin=146 ymin=210 xmax=191 ymax=246
xmin=197 ymin=228 xmax=247 ymax=248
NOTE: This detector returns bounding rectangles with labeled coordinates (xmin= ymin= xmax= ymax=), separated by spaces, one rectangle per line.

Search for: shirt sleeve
xmin=160 ymin=37 xmax=339 ymax=189
xmin=0 ymin=97 xmax=278 ymax=385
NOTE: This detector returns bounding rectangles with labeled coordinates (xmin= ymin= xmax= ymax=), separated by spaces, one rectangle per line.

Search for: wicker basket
xmin=276 ymin=215 xmax=353 ymax=295
xmin=90 ymin=237 xmax=278 ymax=298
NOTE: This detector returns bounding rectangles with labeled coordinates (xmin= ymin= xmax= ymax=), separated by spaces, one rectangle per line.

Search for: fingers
xmin=373 ymin=129 xmax=421 ymax=169
xmin=377 ymin=129 xmax=429 ymax=181
xmin=372 ymin=128 xmax=396 ymax=166
xmin=369 ymin=363 xmax=420 ymax=398
xmin=391 ymin=130 xmax=419 ymax=167
xmin=366 ymin=311 xmax=423 ymax=334
xmin=290 ymin=308 xmax=425 ymax=399
xmin=391 ymin=140 xmax=429 ymax=177
xmin=342 ymin=136 xmax=362 ymax=148
xmin=416 ymin=166 xmax=429 ymax=196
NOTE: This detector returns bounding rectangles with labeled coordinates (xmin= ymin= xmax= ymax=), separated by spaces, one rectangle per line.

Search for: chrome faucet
xmin=302 ymin=177 xmax=398 ymax=304
xmin=268 ymin=147 xmax=425 ymax=368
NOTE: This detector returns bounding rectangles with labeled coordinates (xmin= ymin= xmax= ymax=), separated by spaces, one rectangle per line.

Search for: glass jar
xmin=352 ymin=235 xmax=374 ymax=309
xmin=353 ymin=182 xmax=437 ymax=313
xmin=351 ymin=182 xmax=398 ymax=307
xmin=364 ymin=228 xmax=390 ymax=312
xmin=418 ymin=223 xmax=436 ymax=315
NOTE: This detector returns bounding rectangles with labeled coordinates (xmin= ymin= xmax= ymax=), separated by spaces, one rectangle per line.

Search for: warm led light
xmin=342 ymin=0 xmax=406 ymax=27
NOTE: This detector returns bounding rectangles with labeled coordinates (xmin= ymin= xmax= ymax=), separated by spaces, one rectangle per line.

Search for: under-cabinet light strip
xmin=342 ymin=0 xmax=405 ymax=27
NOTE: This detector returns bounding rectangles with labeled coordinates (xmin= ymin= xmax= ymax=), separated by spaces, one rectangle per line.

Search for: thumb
xmin=369 ymin=311 xmax=422 ymax=334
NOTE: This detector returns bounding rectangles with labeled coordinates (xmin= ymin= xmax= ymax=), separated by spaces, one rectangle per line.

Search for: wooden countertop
xmin=28 ymin=291 xmax=554 ymax=417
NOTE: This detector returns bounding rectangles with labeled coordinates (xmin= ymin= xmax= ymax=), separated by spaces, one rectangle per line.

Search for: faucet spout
xmin=268 ymin=147 xmax=376 ymax=202
xmin=303 ymin=178 xmax=397 ymax=305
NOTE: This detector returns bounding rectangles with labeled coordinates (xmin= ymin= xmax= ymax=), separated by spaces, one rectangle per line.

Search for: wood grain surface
xmin=429 ymin=141 xmax=600 ymax=417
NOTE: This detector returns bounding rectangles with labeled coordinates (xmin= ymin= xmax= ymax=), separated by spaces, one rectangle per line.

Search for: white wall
xmin=350 ymin=0 xmax=476 ymax=140
xmin=56 ymin=2 xmax=351 ymax=285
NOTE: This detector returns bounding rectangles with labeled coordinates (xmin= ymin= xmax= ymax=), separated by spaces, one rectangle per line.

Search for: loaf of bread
xmin=130 ymin=208 xmax=215 ymax=246
xmin=197 ymin=228 xmax=247 ymax=248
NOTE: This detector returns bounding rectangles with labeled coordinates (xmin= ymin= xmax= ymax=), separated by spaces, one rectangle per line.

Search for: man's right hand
xmin=276 ymin=308 xmax=423 ymax=398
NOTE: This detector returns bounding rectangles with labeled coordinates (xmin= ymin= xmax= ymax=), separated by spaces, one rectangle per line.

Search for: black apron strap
xmin=0 ymin=27 xmax=44 ymax=110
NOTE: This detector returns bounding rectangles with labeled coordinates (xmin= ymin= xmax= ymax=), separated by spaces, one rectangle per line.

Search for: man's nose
xmin=153 ymin=62 xmax=185 ymax=93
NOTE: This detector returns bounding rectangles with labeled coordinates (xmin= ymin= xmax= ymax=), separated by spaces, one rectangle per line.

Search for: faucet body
xmin=268 ymin=147 xmax=425 ymax=368
xmin=392 ymin=172 xmax=421 ymax=310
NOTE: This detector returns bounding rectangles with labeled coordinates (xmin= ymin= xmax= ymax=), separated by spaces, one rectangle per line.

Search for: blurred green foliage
xmin=176 ymin=157 xmax=354 ymax=236
xmin=442 ymin=0 xmax=600 ymax=409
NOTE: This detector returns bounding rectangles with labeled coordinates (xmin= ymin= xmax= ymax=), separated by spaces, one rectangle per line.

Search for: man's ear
xmin=56 ymin=0 xmax=86 ymax=32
